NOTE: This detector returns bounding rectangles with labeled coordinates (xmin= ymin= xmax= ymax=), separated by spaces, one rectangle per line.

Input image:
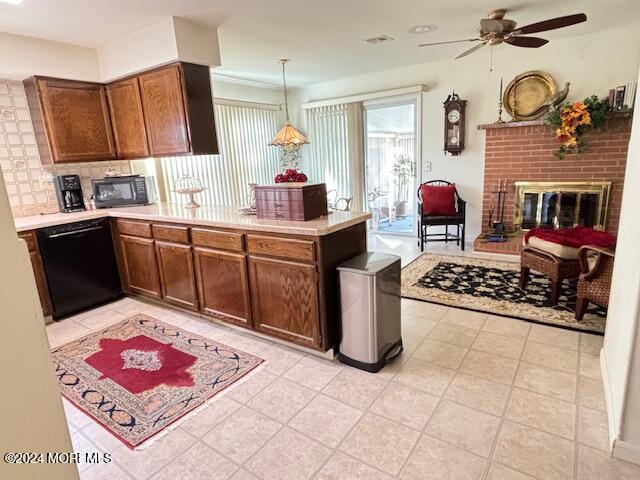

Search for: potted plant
xmin=391 ymin=153 xmax=413 ymax=217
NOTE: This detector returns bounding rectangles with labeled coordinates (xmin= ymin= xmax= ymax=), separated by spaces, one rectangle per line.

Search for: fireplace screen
xmin=514 ymin=182 xmax=611 ymax=231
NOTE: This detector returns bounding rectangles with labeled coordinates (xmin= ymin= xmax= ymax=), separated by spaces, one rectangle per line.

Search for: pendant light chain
xmin=281 ymin=60 xmax=290 ymax=123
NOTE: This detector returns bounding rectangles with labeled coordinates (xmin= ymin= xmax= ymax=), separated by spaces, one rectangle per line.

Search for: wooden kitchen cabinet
xmin=19 ymin=231 xmax=52 ymax=317
xmin=24 ymin=77 xmax=117 ymax=163
xmin=119 ymin=235 xmax=162 ymax=299
xmin=138 ymin=63 xmax=218 ymax=156
xmin=29 ymin=251 xmax=52 ymax=318
xmin=194 ymin=247 xmax=251 ymax=327
xmin=155 ymin=241 xmax=198 ymax=311
xmin=248 ymin=256 xmax=321 ymax=349
xmin=106 ymin=77 xmax=149 ymax=158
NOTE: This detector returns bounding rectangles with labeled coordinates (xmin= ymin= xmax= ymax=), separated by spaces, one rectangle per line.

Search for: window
xmin=158 ymin=103 xmax=281 ymax=207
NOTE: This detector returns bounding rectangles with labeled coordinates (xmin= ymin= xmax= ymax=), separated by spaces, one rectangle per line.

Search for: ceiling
xmin=1 ymin=0 xmax=639 ymax=87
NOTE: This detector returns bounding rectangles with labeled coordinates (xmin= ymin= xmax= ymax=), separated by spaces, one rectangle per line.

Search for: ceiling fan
xmin=419 ymin=9 xmax=587 ymax=59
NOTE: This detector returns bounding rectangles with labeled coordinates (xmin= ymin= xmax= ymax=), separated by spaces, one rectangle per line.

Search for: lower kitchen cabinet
xmin=248 ymin=256 xmax=320 ymax=349
xmin=120 ymin=234 xmax=162 ymax=299
xmin=19 ymin=231 xmax=52 ymax=318
xmin=193 ymin=247 xmax=251 ymax=326
xmin=155 ymin=241 xmax=198 ymax=311
xmin=29 ymin=251 xmax=53 ymax=318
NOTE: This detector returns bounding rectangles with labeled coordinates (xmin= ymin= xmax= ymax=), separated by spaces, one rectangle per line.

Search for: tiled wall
xmin=0 ymin=78 xmax=131 ymax=217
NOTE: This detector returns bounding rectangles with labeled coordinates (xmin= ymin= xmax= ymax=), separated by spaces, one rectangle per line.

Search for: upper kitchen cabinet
xmin=24 ymin=77 xmax=117 ymax=164
xmin=106 ymin=77 xmax=149 ymax=158
xmin=138 ymin=63 xmax=218 ymax=156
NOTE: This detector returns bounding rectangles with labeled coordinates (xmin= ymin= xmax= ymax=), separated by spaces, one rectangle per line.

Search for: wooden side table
xmin=520 ymin=246 xmax=581 ymax=305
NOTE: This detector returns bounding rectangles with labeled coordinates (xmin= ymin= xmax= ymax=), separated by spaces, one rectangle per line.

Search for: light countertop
xmin=13 ymin=203 xmax=372 ymax=236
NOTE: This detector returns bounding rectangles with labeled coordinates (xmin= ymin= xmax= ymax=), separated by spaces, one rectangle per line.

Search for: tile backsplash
xmin=0 ymin=78 xmax=131 ymax=217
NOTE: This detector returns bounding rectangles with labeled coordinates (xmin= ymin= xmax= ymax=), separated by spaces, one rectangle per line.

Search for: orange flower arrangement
xmin=555 ymin=101 xmax=591 ymax=148
xmin=546 ymin=95 xmax=611 ymax=159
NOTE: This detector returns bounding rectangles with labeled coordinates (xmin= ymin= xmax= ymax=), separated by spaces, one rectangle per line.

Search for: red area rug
xmin=52 ymin=314 xmax=264 ymax=448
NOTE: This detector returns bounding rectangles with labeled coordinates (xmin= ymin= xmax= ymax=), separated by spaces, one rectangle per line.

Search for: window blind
xmin=159 ymin=103 xmax=281 ymax=207
xmin=304 ymin=104 xmax=350 ymax=199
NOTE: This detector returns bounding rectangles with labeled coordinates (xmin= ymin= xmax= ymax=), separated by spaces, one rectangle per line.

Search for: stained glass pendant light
xmin=270 ymin=59 xmax=309 ymax=148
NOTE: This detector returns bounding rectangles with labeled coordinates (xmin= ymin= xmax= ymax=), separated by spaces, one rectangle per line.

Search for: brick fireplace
xmin=475 ymin=116 xmax=632 ymax=254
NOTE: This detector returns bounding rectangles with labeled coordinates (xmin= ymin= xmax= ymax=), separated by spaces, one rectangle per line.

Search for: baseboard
xmin=613 ymin=439 xmax=640 ymax=466
xmin=600 ymin=350 xmax=618 ymax=452
xmin=602 ymin=347 xmax=640 ymax=466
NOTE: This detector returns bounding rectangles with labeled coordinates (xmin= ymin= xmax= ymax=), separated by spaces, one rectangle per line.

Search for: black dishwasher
xmin=37 ymin=218 xmax=122 ymax=320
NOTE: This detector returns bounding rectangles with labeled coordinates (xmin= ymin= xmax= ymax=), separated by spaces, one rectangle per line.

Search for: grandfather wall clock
xmin=443 ymin=92 xmax=466 ymax=156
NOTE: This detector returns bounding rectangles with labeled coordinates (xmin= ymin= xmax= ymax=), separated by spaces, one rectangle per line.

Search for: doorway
xmin=364 ymin=99 xmax=419 ymax=235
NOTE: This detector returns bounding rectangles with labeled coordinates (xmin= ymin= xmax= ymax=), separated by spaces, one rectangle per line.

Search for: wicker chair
xmin=520 ymin=246 xmax=581 ymax=305
xmin=333 ymin=197 xmax=353 ymax=212
xmin=575 ymin=246 xmax=615 ymax=320
xmin=417 ymin=180 xmax=466 ymax=251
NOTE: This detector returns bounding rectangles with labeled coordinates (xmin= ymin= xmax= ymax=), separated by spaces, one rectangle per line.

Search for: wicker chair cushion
xmin=528 ymin=236 xmax=580 ymax=259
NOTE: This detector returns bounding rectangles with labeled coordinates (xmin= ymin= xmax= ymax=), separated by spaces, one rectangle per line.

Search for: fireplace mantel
xmin=477 ymin=120 xmax=545 ymax=130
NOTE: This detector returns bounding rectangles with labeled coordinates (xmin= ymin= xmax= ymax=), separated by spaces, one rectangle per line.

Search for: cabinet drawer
xmin=117 ymin=219 xmax=152 ymax=238
xmin=153 ymin=224 xmax=189 ymax=244
xmin=19 ymin=231 xmax=38 ymax=252
xmin=191 ymin=228 xmax=243 ymax=252
xmin=246 ymin=235 xmax=315 ymax=262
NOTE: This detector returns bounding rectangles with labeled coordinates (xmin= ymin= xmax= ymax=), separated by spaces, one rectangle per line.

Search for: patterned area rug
xmin=52 ymin=314 xmax=264 ymax=448
xmin=402 ymin=254 xmax=606 ymax=334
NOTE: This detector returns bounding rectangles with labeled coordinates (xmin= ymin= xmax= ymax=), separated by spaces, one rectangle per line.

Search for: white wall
xmin=0 ymin=32 xmax=100 ymax=81
xmin=0 ymin=170 xmax=78 ymax=479
xmin=212 ymin=77 xmax=283 ymax=105
xmin=602 ymin=62 xmax=640 ymax=465
xmin=97 ymin=17 xmax=221 ymax=81
xmin=289 ymin=24 xmax=640 ymax=241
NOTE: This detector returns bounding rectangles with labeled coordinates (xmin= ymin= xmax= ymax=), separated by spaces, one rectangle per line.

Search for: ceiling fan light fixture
xmin=409 ymin=25 xmax=437 ymax=34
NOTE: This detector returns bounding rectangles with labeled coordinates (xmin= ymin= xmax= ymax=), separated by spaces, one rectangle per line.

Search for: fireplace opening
xmin=515 ymin=182 xmax=611 ymax=231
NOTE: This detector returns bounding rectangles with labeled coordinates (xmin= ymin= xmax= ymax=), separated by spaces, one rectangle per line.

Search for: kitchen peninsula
xmin=15 ymin=205 xmax=370 ymax=352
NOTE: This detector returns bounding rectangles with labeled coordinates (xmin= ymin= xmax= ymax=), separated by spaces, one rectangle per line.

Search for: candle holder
xmin=495 ymin=76 xmax=506 ymax=124
xmin=495 ymin=100 xmax=506 ymax=124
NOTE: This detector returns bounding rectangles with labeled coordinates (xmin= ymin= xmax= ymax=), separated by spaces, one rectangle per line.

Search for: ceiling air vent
xmin=365 ymin=35 xmax=394 ymax=44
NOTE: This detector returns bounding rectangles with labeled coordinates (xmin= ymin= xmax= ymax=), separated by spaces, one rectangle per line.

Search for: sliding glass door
xmin=364 ymin=99 xmax=418 ymax=235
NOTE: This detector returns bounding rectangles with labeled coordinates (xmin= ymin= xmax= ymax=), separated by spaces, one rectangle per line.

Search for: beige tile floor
xmin=45 ymin=295 xmax=640 ymax=480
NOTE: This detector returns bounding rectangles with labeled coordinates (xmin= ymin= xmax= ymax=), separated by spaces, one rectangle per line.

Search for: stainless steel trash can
xmin=337 ymin=252 xmax=403 ymax=373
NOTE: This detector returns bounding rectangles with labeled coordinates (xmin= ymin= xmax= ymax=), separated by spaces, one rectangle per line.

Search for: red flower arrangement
xmin=275 ymin=169 xmax=308 ymax=183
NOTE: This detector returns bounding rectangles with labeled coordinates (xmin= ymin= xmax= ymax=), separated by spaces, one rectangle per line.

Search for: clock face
xmin=447 ymin=109 xmax=460 ymax=124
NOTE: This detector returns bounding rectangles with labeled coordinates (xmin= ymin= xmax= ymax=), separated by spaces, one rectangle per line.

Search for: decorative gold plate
xmin=503 ymin=70 xmax=557 ymax=121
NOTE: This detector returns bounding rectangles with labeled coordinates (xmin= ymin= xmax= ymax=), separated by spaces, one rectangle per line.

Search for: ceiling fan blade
xmin=515 ymin=13 xmax=587 ymax=35
xmin=505 ymin=36 xmax=549 ymax=48
xmin=455 ymin=42 xmax=487 ymax=59
xmin=480 ymin=19 xmax=504 ymax=33
xmin=419 ymin=38 xmax=481 ymax=47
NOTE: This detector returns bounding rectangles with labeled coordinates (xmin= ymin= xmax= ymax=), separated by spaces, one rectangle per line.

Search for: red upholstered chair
xmin=417 ymin=180 xmax=466 ymax=251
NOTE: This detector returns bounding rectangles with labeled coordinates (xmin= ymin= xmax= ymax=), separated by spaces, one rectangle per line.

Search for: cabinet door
xmin=120 ymin=235 xmax=161 ymax=299
xmin=194 ymin=247 xmax=251 ymax=327
xmin=248 ymin=256 xmax=320 ymax=348
xmin=106 ymin=78 xmax=149 ymax=158
xmin=156 ymin=241 xmax=198 ymax=311
xmin=29 ymin=251 xmax=52 ymax=317
xmin=138 ymin=65 xmax=190 ymax=155
xmin=37 ymin=78 xmax=116 ymax=162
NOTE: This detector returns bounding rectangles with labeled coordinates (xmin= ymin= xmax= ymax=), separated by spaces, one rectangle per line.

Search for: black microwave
xmin=92 ymin=175 xmax=150 ymax=209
